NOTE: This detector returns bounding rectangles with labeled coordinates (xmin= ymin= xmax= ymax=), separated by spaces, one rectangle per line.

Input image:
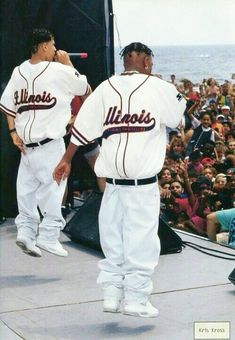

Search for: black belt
xmin=106 ymin=176 xmax=157 ymax=186
xmin=25 ymin=138 xmax=53 ymax=148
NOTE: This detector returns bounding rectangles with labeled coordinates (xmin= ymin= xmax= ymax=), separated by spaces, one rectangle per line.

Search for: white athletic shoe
xmin=102 ymin=285 xmax=123 ymax=313
xmin=103 ymin=299 xmax=122 ymax=313
xmin=123 ymin=301 xmax=159 ymax=318
xmin=16 ymin=236 xmax=42 ymax=257
xmin=36 ymin=239 xmax=68 ymax=257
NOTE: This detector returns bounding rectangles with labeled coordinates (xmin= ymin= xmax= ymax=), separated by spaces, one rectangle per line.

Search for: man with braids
xmin=53 ymin=42 xmax=186 ymax=317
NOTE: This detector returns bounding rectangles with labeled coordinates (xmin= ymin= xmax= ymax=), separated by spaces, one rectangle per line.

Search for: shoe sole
xmin=123 ymin=311 xmax=159 ymax=318
xmin=103 ymin=308 xmax=121 ymax=313
xmin=36 ymin=243 xmax=68 ymax=257
xmin=16 ymin=241 xmax=41 ymax=258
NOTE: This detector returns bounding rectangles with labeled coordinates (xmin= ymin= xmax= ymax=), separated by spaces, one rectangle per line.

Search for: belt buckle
xmin=113 ymin=178 xmax=116 ymax=185
xmin=134 ymin=179 xmax=138 ymax=186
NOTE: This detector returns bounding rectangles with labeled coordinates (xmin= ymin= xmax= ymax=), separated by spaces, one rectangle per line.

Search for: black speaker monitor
xmin=65 ymin=192 xmax=183 ymax=255
xmin=228 ymin=268 xmax=235 ymax=285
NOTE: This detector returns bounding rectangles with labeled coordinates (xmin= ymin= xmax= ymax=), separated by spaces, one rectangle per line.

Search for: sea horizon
xmin=114 ymin=44 xmax=235 ymax=84
xmin=115 ymin=43 xmax=235 ymax=48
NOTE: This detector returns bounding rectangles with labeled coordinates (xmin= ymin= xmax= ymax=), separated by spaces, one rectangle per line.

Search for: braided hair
xmin=120 ymin=42 xmax=154 ymax=58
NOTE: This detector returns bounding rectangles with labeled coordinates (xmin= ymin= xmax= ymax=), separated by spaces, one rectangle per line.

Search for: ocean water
xmin=114 ymin=44 xmax=235 ymax=85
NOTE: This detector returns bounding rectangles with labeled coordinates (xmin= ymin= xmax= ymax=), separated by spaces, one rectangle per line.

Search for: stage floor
xmin=0 ymin=217 xmax=234 ymax=340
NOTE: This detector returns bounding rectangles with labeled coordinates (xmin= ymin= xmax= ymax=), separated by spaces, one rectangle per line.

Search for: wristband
xmin=9 ymin=128 xmax=16 ymax=134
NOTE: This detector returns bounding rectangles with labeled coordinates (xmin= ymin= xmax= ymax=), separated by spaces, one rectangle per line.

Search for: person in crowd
xmin=211 ymin=113 xmax=224 ymax=137
xmin=221 ymin=105 xmax=233 ymax=122
xmin=224 ymin=130 xmax=235 ymax=144
xmin=213 ymin=173 xmax=227 ymax=189
xmin=166 ymin=127 xmax=182 ymax=145
xmin=202 ymin=165 xmax=217 ymax=182
xmin=53 ymin=42 xmax=186 ymax=318
xmin=167 ymin=136 xmax=186 ymax=160
xmin=186 ymin=111 xmax=218 ymax=155
xmin=158 ymin=166 xmax=173 ymax=185
xmin=212 ymin=173 xmax=232 ymax=209
xmin=208 ymin=99 xmax=219 ymax=115
xmin=181 ymin=99 xmax=201 ymax=143
xmin=165 ymin=154 xmax=185 ymax=182
xmin=161 ymin=161 xmax=197 ymax=229
xmin=0 ymin=28 xmax=91 ymax=257
xmin=214 ymin=140 xmax=227 ymax=163
xmin=182 ymin=79 xmax=200 ymax=101
xmin=226 ymin=171 xmax=235 ymax=203
xmin=187 ymin=149 xmax=204 ymax=175
xmin=221 ymin=120 xmax=232 ymax=139
xmin=218 ymin=83 xmax=234 ymax=113
xmin=227 ymin=139 xmax=235 ymax=153
xmin=207 ymin=208 xmax=235 ymax=248
xmin=199 ymin=84 xmax=206 ymax=99
xmin=205 ymin=78 xmax=220 ymax=105
xmin=171 ymin=74 xmax=177 ymax=86
xmin=188 ymin=176 xmax=213 ymax=236
xmin=226 ymin=167 xmax=235 ymax=178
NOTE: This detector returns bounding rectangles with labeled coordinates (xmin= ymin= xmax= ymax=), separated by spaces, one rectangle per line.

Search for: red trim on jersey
xmin=71 ymin=126 xmax=92 ymax=145
xmin=85 ymin=85 xmax=90 ymax=95
xmin=71 ymin=131 xmax=86 ymax=145
xmin=0 ymin=104 xmax=16 ymax=117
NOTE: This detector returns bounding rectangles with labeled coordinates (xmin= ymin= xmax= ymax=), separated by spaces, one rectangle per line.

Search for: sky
xmin=112 ymin=0 xmax=235 ymax=47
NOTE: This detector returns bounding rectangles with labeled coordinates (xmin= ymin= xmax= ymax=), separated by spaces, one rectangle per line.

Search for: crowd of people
xmin=157 ymin=75 xmax=235 ymax=248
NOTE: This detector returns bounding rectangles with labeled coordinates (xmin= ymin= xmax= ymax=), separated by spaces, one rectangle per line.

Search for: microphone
xmin=68 ymin=53 xmax=88 ymax=59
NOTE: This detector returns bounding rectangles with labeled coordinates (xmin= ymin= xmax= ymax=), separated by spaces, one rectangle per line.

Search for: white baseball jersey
xmin=0 ymin=60 xmax=89 ymax=143
xmin=71 ymin=74 xmax=186 ymax=178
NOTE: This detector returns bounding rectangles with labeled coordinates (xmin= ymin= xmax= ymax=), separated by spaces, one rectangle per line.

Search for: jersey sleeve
xmin=158 ymin=82 xmax=186 ymax=128
xmin=57 ymin=64 xmax=89 ymax=97
xmin=70 ymin=85 xmax=104 ymax=146
xmin=0 ymin=67 xmax=18 ymax=117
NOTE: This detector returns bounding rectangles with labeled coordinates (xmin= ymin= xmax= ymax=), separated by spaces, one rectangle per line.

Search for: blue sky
xmin=112 ymin=0 xmax=235 ymax=47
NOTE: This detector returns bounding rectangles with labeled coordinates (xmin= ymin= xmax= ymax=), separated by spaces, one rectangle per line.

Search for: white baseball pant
xmin=97 ymin=182 xmax=161 ymax=303
xmin=15 ymin=138 xmax=67 ymax=241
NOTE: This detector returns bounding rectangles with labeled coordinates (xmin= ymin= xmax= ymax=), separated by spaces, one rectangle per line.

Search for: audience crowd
xmin=66 ymin=75 xmax=235 ymax=249
xmin=158 ymin=76 xmax=235 ymax=248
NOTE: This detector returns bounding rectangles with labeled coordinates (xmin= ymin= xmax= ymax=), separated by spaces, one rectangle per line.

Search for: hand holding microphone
xmin=54 ymin=50 xmax=73 ymax=67
xmin=54 ymin=50 xmax=88 ymax=67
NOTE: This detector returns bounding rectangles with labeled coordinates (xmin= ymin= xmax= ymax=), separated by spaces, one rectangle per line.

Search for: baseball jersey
xmin=0 ymin=60 xmax=89 ymax=143
xmin=71 ymin=74 xmax=186 ymax=179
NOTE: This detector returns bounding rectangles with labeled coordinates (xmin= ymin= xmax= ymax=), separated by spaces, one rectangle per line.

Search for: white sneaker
xmin=123 ymin=301 xmax=159 ymax=318
xmin=102 ymin=285 xmax=123 ymax=313
xmin=36 ymin=239 xmax=68 ymax=257
xmin=16 ymin=236 xmax=42 ymax=257
xmin=103 ymin=299 xmax=121 ymax=313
